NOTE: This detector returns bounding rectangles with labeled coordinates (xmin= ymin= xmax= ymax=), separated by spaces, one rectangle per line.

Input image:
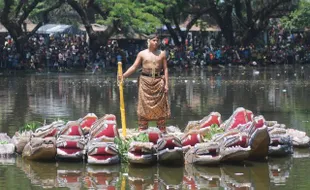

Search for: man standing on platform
xmin=121 ymin=34 xmax=170 ymax=132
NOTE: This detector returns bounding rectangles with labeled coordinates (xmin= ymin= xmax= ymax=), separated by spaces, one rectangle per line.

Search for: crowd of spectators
xmin=0 ymin=34 xmax=143 ymax=72
xmin=0 ymin=31 xmax=310 ymax=72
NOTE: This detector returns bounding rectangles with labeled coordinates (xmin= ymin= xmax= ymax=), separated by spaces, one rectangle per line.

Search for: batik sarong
xmin=137 ymin=75 xmax=170 ymax=121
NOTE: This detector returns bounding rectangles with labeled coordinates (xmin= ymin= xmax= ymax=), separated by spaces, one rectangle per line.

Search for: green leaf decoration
xmin=114 ymin=132 xmax=149 ymax=163
xmin=203 ymin=124 xmax=224 ymax=141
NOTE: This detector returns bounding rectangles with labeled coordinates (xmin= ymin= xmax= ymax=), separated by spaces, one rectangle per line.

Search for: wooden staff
xmin=117 ymin=55 xmax=127 ymax=137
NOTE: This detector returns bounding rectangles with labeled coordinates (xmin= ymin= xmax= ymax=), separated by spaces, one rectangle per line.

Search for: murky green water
xmin=1 ymin=65 xmax=310 ymax=189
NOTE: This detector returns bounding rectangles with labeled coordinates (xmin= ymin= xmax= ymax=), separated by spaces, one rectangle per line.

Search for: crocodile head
xmin=286 ymin=128 xmax=310 ymax=148
xmin=128 ymin=141 xmax=156 ymax=165
xmin=268 ymin=128 xmax=293 ymax=157
xmin=156 ymin=135 xmax=184 ymax=165
xmin=184 ymin=141 xmax=221 ymax=165
xmin=22 ymin=137 xmax=56 ymax=161
xmin=87 ymin=142 xmax=119 ymax=165
xmin=215 ymin=131 xmax=251 ymax=162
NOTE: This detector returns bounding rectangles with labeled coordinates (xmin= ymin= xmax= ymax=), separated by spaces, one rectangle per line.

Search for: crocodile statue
xmin=56 ymin=134 xmax=87 ymax=160
xmin=286 ymin=128 xmax=310 ymax=148
xmin=22 ymin=137 xmax=56 ymax=160
xmin=184 ymin=141 xmax=221 ymax=165
xmin=86 ymin=114 xmax=120 ymax=165
xmin=223 ymin=113 xmax=270 ymax=161
xmin=79 ymin=113 xmax=98 ymax=135
xmin=22 ymin=120 xmax=65 ymax=161
xmin=247 ymin=125 xmax=270 ymax=160
xmin=268 ymin=127 xmax=293 ymax=157
xmin=56 ymin=120 xmax=86 ymax=160
xmin=13 ymin=120 xmax=64 ymax=155
xmin=128 ymin=141 xmax=156 ymax=165
xmin=156 ymin=134 xmax=184 ymax=165
xmin=213 ymin=130 xmax=251 ymax=162
xmin=126 ymin=127 xmax=161 ymax=165
xmin=12 ymin=131 xmax=33 ymax=154
xmin=0 ymin=133 xmax=15 ymax=156
xmin=266 ymin=120 xmax=310 ymax=148
xmin=184 ymin=130 xmax=251 ymax=165
xmin=184 ymin=112 xmax=222 ymax=133
xmin=221 ymin=107 xmax=254 ymax=131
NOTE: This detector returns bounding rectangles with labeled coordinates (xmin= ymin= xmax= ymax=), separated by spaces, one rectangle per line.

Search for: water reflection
xmin=4 ymin=155 xmax=309 ymax=190
xmin=268 ymin=157 xmax=293 ymax=186
xmin=158 ymin=166 xmax=184 ymax=189
xmin=128 ymin=165 xmax=157 ymax=190
xmin=84 ymin=165 xmax=120 ymax=189
xmin=1 ymin=66 xmax=310 ymax=189
xmin=184 ymin=165 xmax=222 ymax=189
xmin=16 ymin=157 xmax=57 ymax=188
xmin=185 ymin=164 xmax=253 ymax=189
xmin=57 ymin=162 xmax=85 ymax=189
xmin=0 ymin=155 xmax=15 ymax=165
xmin=1 ymin=66 xmax=310 ymax=135
xmin=14 ymin=157 xmax=121 ymax=190
xmin=293 ymin=148 xmax=310 ymax=159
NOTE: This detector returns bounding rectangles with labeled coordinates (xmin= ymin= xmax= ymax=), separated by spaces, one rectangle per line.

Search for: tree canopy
xmin=280 ymin=0 xmax=310 ymax=31
xmin=0 ymin=0 xmax=303 ymax=51
xmin=0 ymin=0 xmax=63 ymax=54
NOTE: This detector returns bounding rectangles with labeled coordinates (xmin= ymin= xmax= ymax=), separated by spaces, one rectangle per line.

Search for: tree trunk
xmin=221 ymin=24 xmax=234 ymax=46
xmin=67 ymin=0 xmax=116 ymax=53
xmin=0 ymin=0 xmax=63 ymax=56
xmin=3 ymin=22 xmax=26 ymax=55
xmin=86 ymin=25 xmax=116 ymax=53
xmin=208 ymin=3 xmax=234 ymax=46
xmin=241 ymin=27 xmax=264 ymax=45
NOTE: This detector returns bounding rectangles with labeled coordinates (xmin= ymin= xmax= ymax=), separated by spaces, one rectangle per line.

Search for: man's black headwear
xmin=148 ymin=33 xmax=160 ymax=40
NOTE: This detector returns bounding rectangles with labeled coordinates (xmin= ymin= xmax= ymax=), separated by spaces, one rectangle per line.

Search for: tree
xmin=141 ymin=0 xmax=208 ymax=47
xmin=0 ymin=0 xmax=63 ymax=54
xmin=192 ymin=0 xmax=298 ymax=45
xmin=30 ymin=3 xmax=82 ymax=26
xmin=280 ymin=0 xmax=310 ymax=31
xmin=233 ymin=0 xmax=298 ymax=45
xmin=66 ymin=0 xmax=162 ymax=52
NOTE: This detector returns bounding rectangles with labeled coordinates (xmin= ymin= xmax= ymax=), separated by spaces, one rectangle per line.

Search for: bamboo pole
xmin=117 ymin=57 xmax=127 ymax=137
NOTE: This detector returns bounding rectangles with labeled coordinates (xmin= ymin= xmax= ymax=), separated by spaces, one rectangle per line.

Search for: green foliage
xmin=19 ymin=121 xmax=41 ymax=132
xmin=0 ymin=141 xmax=9 ymax=144
xmin=30 ymin=2 xmax=79 ymax=25
xmin=203 ymin=124 xmax=224 ymax=141
xmin=131 ymin=132 xmax=149 ymax=142
xmin=280 ymin=0 xmax=310 ymax=31
xmin=0 ymin=1 xmax=4 ymax=10
xmin=97 ymin=0 xmax=164 ymax=34
xmin=2 ymin=0 xmax=58 ymax=20
xmin=114 ymin=137 xmax=129 ymax=163
xmin=114 ymin=132 xmax=149 ymax=163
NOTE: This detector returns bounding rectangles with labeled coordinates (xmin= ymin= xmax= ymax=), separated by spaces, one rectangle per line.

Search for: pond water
xmin=1 ymin=65 xmax=310 ymax=189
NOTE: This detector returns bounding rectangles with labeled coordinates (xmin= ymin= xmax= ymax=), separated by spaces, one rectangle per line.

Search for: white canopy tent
xmin=36 ymin=24 xmax=84 ymax=35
